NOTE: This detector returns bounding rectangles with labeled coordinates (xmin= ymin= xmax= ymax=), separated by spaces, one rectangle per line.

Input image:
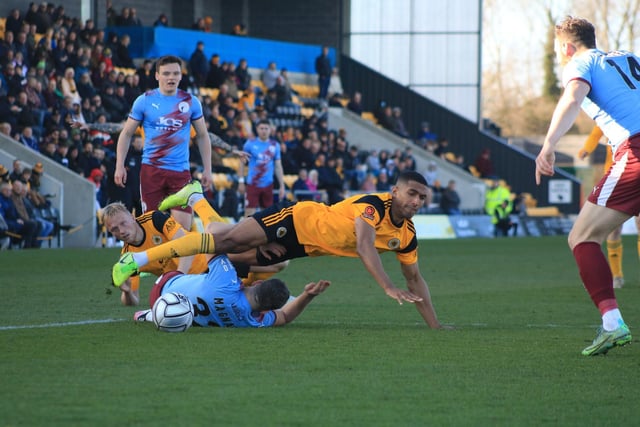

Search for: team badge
xmin=388 ymin=238 xmax=401 ymax=249
xmin=152 ymin=235 xmax=163 ymax=245
xmin=276 ymin=227 xmax=288 ymax=238
xmin=178 ymin=102 xmax=189 ymax=113
xmin=362 ymin=205 xmax=375 ymax=220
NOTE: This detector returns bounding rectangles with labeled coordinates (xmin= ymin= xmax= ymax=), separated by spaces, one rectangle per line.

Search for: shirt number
xmin=606 ymin=56 xmax=640 ymax=89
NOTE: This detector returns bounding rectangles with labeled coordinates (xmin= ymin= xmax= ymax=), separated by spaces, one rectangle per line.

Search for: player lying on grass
xmin=135 ymin=256 xmax=330 ymax=328
xmin=103 ymin=196 xmax=287 ymax=306
xmin=114 ymin=171 xmax=447 ymax=329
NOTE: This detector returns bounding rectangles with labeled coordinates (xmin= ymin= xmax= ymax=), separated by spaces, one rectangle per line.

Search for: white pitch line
xmin=0 ymin=318 xmax=127 ymax=331
xmin=0 ymin=319 xmax=599 ymax=331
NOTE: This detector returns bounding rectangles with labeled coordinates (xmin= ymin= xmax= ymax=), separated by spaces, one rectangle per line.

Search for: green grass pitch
xmin=1 ymin=236 xmax=640 ymax=426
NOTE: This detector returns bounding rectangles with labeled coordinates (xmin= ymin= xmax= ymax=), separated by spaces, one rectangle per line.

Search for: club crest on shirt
xmin=276 ymin=226 xmax=287 ymax=238
xmin=388 ymin=238 xmax=401 ymax=249
xmin=178 ymin=102 xmax=189 ymax=113
xmin=152 ymin=235 xmax=163 ymax=245
xmin=362 ymin=205 xmax=375 ymax=220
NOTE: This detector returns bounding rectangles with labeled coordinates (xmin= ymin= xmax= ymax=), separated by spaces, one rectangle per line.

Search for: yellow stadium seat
xmin=252 ymin=80 xmax=266 ymax=93
xmin=361 ymin=112 xmax=377 ymax=124
xmin=520 ymin=192 xmax=537 ymax=208
xmin=114 ymin=67 xmax=136 ymax=76
xmin=444 ymin=152 xmax=458 ymax=163
xmin=526 ymin=206 xmax=561 ymax=217
xmin=221 ymin=157 xmax=243 ymax=174
xmin=213 ymin=173 xmax=233 ymax=191
xmin=199 ymin=87 xmax=220 ymax=99
xmin=467 ymin=165 xmax=481 ymax=177
xmin=291 ymin=83 xmax=319 ymax=98
xmin=283 ymin=174 xmax=298 ymax=189
xmin=300 ymin=107 xmax=315 ymax=118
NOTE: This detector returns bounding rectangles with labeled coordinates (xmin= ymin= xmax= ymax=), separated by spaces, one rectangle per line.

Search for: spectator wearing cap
xmin=28 ymin=162 xmax=50 ymax=208
xmin=0 ymin=163 xmax=10 ymax=182
xmin=88 ymin=167 xmax=107 ymax=208
xmin=101 ymin=48 xmax=115 ymax=74
xmin=33 ymin=162 xmax=44 ymax=176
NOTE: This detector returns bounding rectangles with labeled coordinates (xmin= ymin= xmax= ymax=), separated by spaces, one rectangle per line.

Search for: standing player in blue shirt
xmin=536 ymin=16 xmax=640 ymax=356
xmin=242 ymin=119 xmax=285 ymax=217
xmin=135 ymin=255 xmax=330 ymax=328
xmin=114 ymin=55 xmax=212 ymax=231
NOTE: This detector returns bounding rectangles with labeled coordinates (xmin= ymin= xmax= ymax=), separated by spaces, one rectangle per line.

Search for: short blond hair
xmin=101 ymin=201 xmax=130 ymax=224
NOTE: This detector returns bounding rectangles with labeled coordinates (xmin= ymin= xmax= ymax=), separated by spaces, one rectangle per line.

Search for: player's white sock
xmin=132 ymin=252 xmax=149 ymax=268
xmin=602 ymin=308 xmax=624 ymax=331
xmin=189 ymin=192 xmax=204 ymax=206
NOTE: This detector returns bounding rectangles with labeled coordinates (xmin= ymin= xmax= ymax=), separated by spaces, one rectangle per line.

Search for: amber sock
xmin=606 ymin=239 xmax=623 ymax=278
xmin=145 ymin=232 xmax=216 ymax=263
xmin=193 ymin=198 xmax=226 ymax=227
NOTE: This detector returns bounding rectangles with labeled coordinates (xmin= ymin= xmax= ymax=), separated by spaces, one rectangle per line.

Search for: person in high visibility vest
xmin=493 ymin=199 xmax=518 ymax=237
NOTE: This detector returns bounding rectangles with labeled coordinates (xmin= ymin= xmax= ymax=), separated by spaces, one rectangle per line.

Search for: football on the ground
xmin=152 ymin=292 xmax=194 ymax=332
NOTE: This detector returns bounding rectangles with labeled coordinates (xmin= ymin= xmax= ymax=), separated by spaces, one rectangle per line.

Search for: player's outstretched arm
xmin=354 ymin=217 xmax=422 ymax=304
xmin=401 ymin=262 xmax=445 ymax=329
xmin=274 ymin=280 xmax=330 ymax=326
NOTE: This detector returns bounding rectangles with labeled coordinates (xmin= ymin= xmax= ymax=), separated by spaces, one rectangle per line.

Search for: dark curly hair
xmin=255 ymin=278 xmax=290 ymax=311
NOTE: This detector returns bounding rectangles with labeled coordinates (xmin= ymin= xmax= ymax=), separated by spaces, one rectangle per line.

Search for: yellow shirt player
xmin=113 ymin=171 xmax=446 ymax=329
xmin=104 ymin=186 xmax=286 ymax=306
xmin=579 ymin=126 xmax=640 ymax=289
xmin=102 ymin=203 xmax=210 ymax=306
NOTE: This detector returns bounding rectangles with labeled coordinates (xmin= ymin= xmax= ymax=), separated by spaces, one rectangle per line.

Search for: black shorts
xmin=251 ymin=199 xmax=308 ymax=265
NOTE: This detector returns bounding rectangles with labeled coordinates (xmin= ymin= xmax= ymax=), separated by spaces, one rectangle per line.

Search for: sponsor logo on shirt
xmin=156 ymin=116 xmax=183 ymax=130
xmin=362 ymin=205 xmax=375 ymax=220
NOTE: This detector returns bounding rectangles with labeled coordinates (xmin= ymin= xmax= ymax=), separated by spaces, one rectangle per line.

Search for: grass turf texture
xmin=2 ymin=236 xmax=640 ymax=426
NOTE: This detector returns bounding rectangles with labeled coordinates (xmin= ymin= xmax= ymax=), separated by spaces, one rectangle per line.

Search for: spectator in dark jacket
xmin=189 ymin=41 xmax=208 ymax=87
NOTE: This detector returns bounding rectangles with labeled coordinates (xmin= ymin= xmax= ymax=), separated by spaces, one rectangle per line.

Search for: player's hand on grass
xmin=385 ymin=287 xmax=423 ymax=305
xmin=303 ymin=280 xmax=331 ymax=297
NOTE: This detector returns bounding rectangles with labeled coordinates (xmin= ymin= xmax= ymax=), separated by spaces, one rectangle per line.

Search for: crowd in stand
xmin=0 ymin=3 xmax=509 ymax=248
